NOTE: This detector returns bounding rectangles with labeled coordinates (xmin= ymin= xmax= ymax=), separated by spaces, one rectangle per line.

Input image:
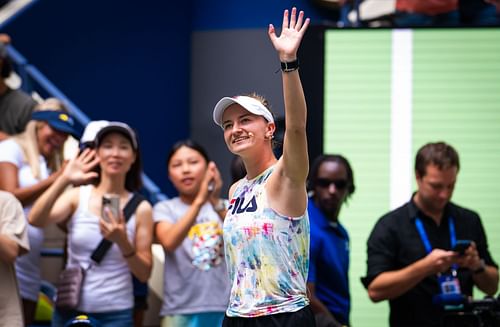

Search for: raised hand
xmin=194 ymin=161 xmax=218 ymax=206
xmin=268 ymin=7 xmax=310 ymax=62
xmin=62 ymin=148 xmax=100 ymax=185
xmin=207 ymin=162 xmax=224 ymax=204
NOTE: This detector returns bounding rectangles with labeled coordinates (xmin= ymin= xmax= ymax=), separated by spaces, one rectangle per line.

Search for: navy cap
xmin=31 ymin=110 xmax=81 ymax=139
xmin=63 ymin=314 xmax=99 ymax=326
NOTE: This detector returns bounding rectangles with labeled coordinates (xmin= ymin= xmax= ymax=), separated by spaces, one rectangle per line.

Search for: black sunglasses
xmin=316 ymin=178 xmax=348 ymax=190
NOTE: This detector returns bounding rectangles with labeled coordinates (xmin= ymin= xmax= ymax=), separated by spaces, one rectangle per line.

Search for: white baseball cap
xmin=80 ymin=120 xmax=110 ymax=145
xmin=213 ymin=95 xmax=274 ymax=128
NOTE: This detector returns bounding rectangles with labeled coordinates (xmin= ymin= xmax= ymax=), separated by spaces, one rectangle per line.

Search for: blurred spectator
xmin=229 ymin=155 xmax=246 ymax=184
xmin=460 ymin=0 xmax=499 ymax=25
xmin=361 ymin=142 xmax=498 ymax=327
xmin=79 ymin=120 xmax=149 ymax=327
xmin=29 ymin=121 xmax=153 ymax=327
xmin=0 ymin=190 xmax=30 ymax=327
xmin=307 ymin=154 xmax=356 ymax=327
xmin=154 ymin=140 xmax=229 ymax=327
xmin=394 ymin=0 xmax=460 ymax=27
xmin=0 ymin=34 xmax=37 ymax=142
xmin=0 ymin=98 xmax=79 ymax=326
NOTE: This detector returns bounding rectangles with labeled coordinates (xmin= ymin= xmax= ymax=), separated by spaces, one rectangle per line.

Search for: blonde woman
xmin=0 ymin=98 xmax=80 ymax=325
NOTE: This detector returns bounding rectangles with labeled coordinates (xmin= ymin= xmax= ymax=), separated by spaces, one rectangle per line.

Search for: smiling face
xmin=96 ymin=132 xmax=136 ymax=177
xmin=168 ymin=145 xmax=208 ymax=196
xmin=36 ymin=122 xmax=69 ymax=158
xmin=221 ymin=104 xmax=275 ymax=155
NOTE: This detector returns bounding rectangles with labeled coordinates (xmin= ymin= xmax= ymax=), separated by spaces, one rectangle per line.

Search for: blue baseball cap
xmin=31 ymin=110 xmax=81 ymax=139
xmin=63 ymin=314 xmax=100 ymax=326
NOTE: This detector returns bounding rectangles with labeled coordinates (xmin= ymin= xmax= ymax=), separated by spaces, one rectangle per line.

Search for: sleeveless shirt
xmin=223 ymin=165 xmax=310 ymax=317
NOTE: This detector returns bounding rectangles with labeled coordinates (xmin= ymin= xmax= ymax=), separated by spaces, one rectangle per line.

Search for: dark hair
xmin=95 ymin=130 xmax=143 ymax=192
xmin=166 ymin=139 xmax=210 ymax=167
xmin=1 ymin=57 xmax=12 ymax=78
xmin=415 ymin=142 xmax=459 ymax=177
xmin=308 ymin=154 xmax=355 ymax=199
xmin=230 ymin=155 xmax=246 ymax=184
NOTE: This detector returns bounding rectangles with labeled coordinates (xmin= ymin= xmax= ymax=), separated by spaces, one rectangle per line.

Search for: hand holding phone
xmin=452 ymin=240 xmax=472 ymax=255
xmin=102 ymin=194 xmax=120 ymax=222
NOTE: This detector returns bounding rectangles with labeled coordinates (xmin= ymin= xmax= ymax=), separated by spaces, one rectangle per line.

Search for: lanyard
xmin=415 ymin=216 xmax=457 ymax=272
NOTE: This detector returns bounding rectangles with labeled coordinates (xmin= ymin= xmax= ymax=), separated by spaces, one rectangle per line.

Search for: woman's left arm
xmin=267 ymin=8 xmax=310 ymax=217
xmin=128 ymin=201 xmax=154 ymax=282
xmin=102 ymin=200 xmax=153 ymax=282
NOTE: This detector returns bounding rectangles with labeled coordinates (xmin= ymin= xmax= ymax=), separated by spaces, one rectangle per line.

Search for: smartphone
xmin=207 ymin=180 xmax=215 ymax=192
xmin=452 ymin=240 xmax=472 ymax=255
xmin=102 ymin=194 xmax=120 ymax=222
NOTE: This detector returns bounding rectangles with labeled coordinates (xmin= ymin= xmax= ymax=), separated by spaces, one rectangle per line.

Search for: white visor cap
xmin=213 ymin=96 xmax=274 ymax=128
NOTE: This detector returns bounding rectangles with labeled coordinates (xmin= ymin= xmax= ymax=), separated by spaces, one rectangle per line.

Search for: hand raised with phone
xmin=99 ymin=198 xmax=128 ymax=246
xmin=194 ymin=162 xmax=223 ymax=207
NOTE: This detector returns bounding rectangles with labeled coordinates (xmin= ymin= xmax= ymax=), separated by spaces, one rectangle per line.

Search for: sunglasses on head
xmin=316 ymin=178 xmax=348 ymax=190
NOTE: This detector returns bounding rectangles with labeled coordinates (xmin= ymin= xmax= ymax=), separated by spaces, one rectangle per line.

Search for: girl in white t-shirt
xmin=0 ymin=98 xmax=80 ymax=325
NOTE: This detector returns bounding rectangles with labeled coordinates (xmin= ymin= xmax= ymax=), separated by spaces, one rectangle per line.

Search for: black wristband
xmin=281 ymin=59 xmax=299 ymax=72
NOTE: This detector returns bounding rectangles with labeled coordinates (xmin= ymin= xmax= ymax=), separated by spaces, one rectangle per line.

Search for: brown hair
xmin=415 ymin=142 xmax=460 ymax=177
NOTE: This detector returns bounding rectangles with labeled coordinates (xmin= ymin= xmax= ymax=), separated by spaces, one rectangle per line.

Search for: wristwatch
xmin=473 ymin=259 xmax=486 ymax=274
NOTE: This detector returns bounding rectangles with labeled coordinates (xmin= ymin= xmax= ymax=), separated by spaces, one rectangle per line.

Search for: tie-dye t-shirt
xmin=223 ymin=165 xmax=310 ymax=317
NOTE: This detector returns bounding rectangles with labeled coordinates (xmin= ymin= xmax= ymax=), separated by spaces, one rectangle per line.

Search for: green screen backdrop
xmin=324 ymin=28 xmax=500 ymax=326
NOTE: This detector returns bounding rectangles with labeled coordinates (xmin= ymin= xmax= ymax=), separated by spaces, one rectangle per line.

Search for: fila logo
xmin=228 ymin=196 xmax=258 ymax=215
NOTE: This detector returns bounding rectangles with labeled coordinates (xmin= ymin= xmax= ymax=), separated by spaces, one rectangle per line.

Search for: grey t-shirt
xmin=153 ymin=198 xmax=230 ymax=316
xmin=0 ymin=88 xmax=36 ymax=135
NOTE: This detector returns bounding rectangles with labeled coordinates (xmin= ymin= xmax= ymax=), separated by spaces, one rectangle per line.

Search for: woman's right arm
xmin=0 ymin=162 xmax=63 ymax=207
xmin=155 ymin=202 xmax=203 ymax=252
xmin=29 ymin=149 xmax=99 ymax=227
xmin=155 ymin=163 xmax=216 ymax=252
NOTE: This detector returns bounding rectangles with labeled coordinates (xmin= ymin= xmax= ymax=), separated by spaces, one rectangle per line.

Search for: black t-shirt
xmin=361 ymin=198 xmax=497 ymax=327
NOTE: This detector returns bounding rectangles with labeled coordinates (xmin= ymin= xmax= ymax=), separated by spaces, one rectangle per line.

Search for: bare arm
xmin=0 ymin=162 xmax=63 ymax=207
xmin=473 ymin=266 xmax=499 ymax=295
xmin=368 ymin=249 xmax=456 ymax=301
xmin=0 ymin=235 xmax=20 ymax=263
xmin=155 ymin=202 xmax=203 ymax=252
xmin=307 ymin=282 xmax=343 ymax=326
xmin=156 ymin=163 xmax=219 ymax=252
xmin=456 ymin=242 xmax=499 ymax=295
xmin=120 ymin=201 xmax=154 ymax=282
xmin=29 ymin=149 xmax=99 ymax=227
xmin=267 ymin=8 xmax=310 ymax=217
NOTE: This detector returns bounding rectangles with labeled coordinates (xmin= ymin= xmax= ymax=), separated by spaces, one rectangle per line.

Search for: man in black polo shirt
xmin=362 ymin=142 xmax=499 ymax=327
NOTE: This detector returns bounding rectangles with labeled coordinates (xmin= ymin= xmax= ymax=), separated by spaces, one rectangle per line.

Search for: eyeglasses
xmin=316 ymin=178 xmax=348 ymax=190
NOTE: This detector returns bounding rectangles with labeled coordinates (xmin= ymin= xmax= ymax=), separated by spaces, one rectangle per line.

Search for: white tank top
xmin=223 ymin=165 xmax=310 ymax=317
xmin=66 ymin=185 xmax=136 ymax=312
